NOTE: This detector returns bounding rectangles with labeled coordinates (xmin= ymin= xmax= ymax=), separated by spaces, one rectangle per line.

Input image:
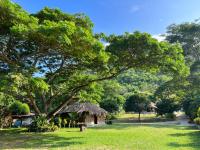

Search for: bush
xmin=197 ymin=107 xmax=200 ymax=117
xmin=54 ymin=116 xmax=62 ymax=128
xmin=105 ymin=114 xmax=115 ymax=125
xmin=156 ymin=99 xmax=180 ymax=116
xmin=28 ymin=115 xmax=58 ymax=132
xmin=62 ymin=119 xmax=67 ymax=127
xmin=9 ymin=101 xmax=30 ymax=115
xmin=106 ymin=114 xmax=117 ymax=120
xmin=193 ymin=107 xmax=200 ymax=125
xmin=21 ymin=103 xmax=30 ymax=115
xmin=165 ymin=113 xmax=176 ymax=119
xmin=183 ymin=99 xmax=200 ymax=120
xmin=194 ymin=117 xmax=200 ymax=125
xmin=106 ymin=120 xmax=112 ymax=125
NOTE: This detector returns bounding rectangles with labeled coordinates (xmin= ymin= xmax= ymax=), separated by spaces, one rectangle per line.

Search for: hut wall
xmin=85 ymin=115 xmax=94 ymax=125
xmin=84 ymin=115 xmax=106 ymax=126
xmin=97 ymin=116 xmax=106 ymax=125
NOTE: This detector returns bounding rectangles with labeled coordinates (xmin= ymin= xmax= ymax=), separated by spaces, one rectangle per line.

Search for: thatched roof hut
xmin=148 ymin=102 xmax=157 ymax=112
xmin=58 ymin=102 xmax=107 ymax=126
xmin=59 ymin=102 xmax=107 ymax=116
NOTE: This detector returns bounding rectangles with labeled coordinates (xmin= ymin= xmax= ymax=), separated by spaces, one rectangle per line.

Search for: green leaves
xmin=0 ymin=73 xmax=49 ymax=97
xmin=29 ymin=77 xmax=49 ymax=93
xmin=0 ymin=1 xmax=189 ymax=116
xmin=166 ymin=21 xmax=200 ymax=62
xmin=0 ymin=0 xmax=37 ymax=32
xmin=124 ymin=94 xmax=148 ymax=114
xmin=106 ymin=32 xmax=189 ymax=77
xmin=9 ymin=100 xmax=30 ymax=115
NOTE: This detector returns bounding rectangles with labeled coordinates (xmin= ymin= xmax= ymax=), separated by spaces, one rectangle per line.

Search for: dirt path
xmin=173 ymin=112 xmax=195 ymax=126
xmin=148 ymin=113 xmax=195 ymax=126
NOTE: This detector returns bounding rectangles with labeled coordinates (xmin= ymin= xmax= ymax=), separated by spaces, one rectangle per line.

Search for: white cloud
xmin=152 ymin=34 xmax=166 ymax=42
xmin=130 ymin=5 xmax=140 ymax=13
xmin=103 ymin=42 xmax=110 ymax=47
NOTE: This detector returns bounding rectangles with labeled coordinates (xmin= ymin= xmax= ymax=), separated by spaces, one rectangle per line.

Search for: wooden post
xmin=79 ymin=123 xmax=86 ymax=132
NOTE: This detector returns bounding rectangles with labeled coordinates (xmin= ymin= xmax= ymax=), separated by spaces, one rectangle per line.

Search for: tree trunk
xmin=30 ymin=98 xmax=41 ymax=115
xmin=27 ymin=91 xmax=41 ymax=115
xmin=47 ymin=96 xmax=74 ymax=118
xmin=46 ymin=71 xmax=127 ymax=119
xmin=138 ymin=112 xmax=141 ymax=122
xmin=41 ymin=94 xmax=48 ymax=114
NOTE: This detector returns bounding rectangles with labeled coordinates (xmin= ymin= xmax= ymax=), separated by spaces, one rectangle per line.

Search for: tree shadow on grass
xmin=92 ymin=123 xmax=196 ymax=130
xmin=0 ymin=128 xmax=83 ymax=149
xmin=93 ymin=124 xmax=200 ymax=149
xmin=168 ymin=130 xmax=200 ymax=150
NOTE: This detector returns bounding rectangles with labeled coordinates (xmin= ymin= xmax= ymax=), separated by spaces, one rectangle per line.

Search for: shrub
xmin=106 ymin=114 xmax=117 ymax=120
xmin=0 ymin=93 xmax=15 ymax=128
xmin=21 ymin=104 xmax=30 ymax=115
xmin=156 ymin=99 xmax=180 ymax=116
xmin=28 ymin=115 xmax=58 ymax=132
xmin=58 ymin=117 xmax=62 ymax=128
xmin=105 ymin=114 xmax=114 ymax=125
xmin=197 ymin=107 xmax=200 ymax=117
xmin=183 ymin=99 xmax=200 ymax=120
xmin=54 ymin=116 xmax=62 ymax=128
xmin=194 ymin=117 xmax=200 ymax=125
xmin=62 ymin=119 xmax=67 ymax=128
xmin=165 ymin=113 xmax=176 ymax=119
xmin=193 ymin=107 xmax=200 ymax=125
xmin=9 ymin=101 xmax=30 ymax=115
xmin=106 ymin=120 xmax=112 ymax=125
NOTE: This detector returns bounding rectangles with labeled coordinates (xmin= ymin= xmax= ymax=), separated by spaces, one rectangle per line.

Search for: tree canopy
xmin=124 ymin=94 xmax=148 ymax=121
xmin=166 ymin=21 xmax=200 ymax=63
xmin=0 ymin=0 xmax=188 ymax=118
xmin=166 ymin=20 xmax=200 ymax=120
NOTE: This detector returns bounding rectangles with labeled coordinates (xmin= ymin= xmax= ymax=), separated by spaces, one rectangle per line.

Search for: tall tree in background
xmin=166 ymin=21 xmax=200 ymax=64
xmin=117 ymin=69 xmax=171 ymax=98
xmin=166 ymin=21 xmax=200 ymax=119
xmin=124 ymin=94 xmax=148 ymax=121
xmin=0 ymin=0 xmax=188 ymax=118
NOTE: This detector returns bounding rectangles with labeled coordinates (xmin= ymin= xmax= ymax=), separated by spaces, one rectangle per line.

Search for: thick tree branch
xmin=27 ymin=91 xmax=41 ymax=115
xmin=47 ymin=67 xmax=129 ymax=118
xmin=47 ymin=95 xmax=75 ymax=118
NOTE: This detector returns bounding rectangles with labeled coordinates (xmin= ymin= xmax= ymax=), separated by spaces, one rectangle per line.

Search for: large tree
xmin=166 ymin=21 xmax=200 ymax=63
xmin=124 ymin=94 xmax=148 ymax=121
xmin=166 ymin=21 xmax=200 ymax=119
xmin=0 ymin=0 xmax=188 ymax=118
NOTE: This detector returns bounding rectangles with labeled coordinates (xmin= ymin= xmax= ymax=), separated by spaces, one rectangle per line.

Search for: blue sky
xmin=12 ymin=0 xmax=200 ymax=36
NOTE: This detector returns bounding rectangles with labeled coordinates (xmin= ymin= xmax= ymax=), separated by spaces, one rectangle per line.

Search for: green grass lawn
xmin=1 ymin=124 xmax=200 ymax=150
xmin=116 ymin=113 xmax=156 ymax=119
xmin=115 ymin=113 xmax=174 ymax=123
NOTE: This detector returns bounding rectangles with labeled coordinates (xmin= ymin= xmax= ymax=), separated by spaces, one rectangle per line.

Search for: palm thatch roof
xmin=58 ymin=102 xmax=107 ymax=116
xmin=148 ymin=102 xmax=157 ymax=108
xmin=12 ymin=113 xmax=35 ymax=119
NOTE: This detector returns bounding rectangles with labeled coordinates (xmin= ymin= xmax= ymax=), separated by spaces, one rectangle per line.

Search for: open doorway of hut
xmin=94 ymin=115 xmax=98 ymax=124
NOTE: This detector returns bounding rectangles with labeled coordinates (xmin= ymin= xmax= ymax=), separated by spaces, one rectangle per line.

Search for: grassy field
xmin=115 ymin=113 xmax=174 ymax=123
xmin=1 ymin=124 xmax=200 ymax=150
xmin=116 ymin=113 xmax=156 ymax=119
